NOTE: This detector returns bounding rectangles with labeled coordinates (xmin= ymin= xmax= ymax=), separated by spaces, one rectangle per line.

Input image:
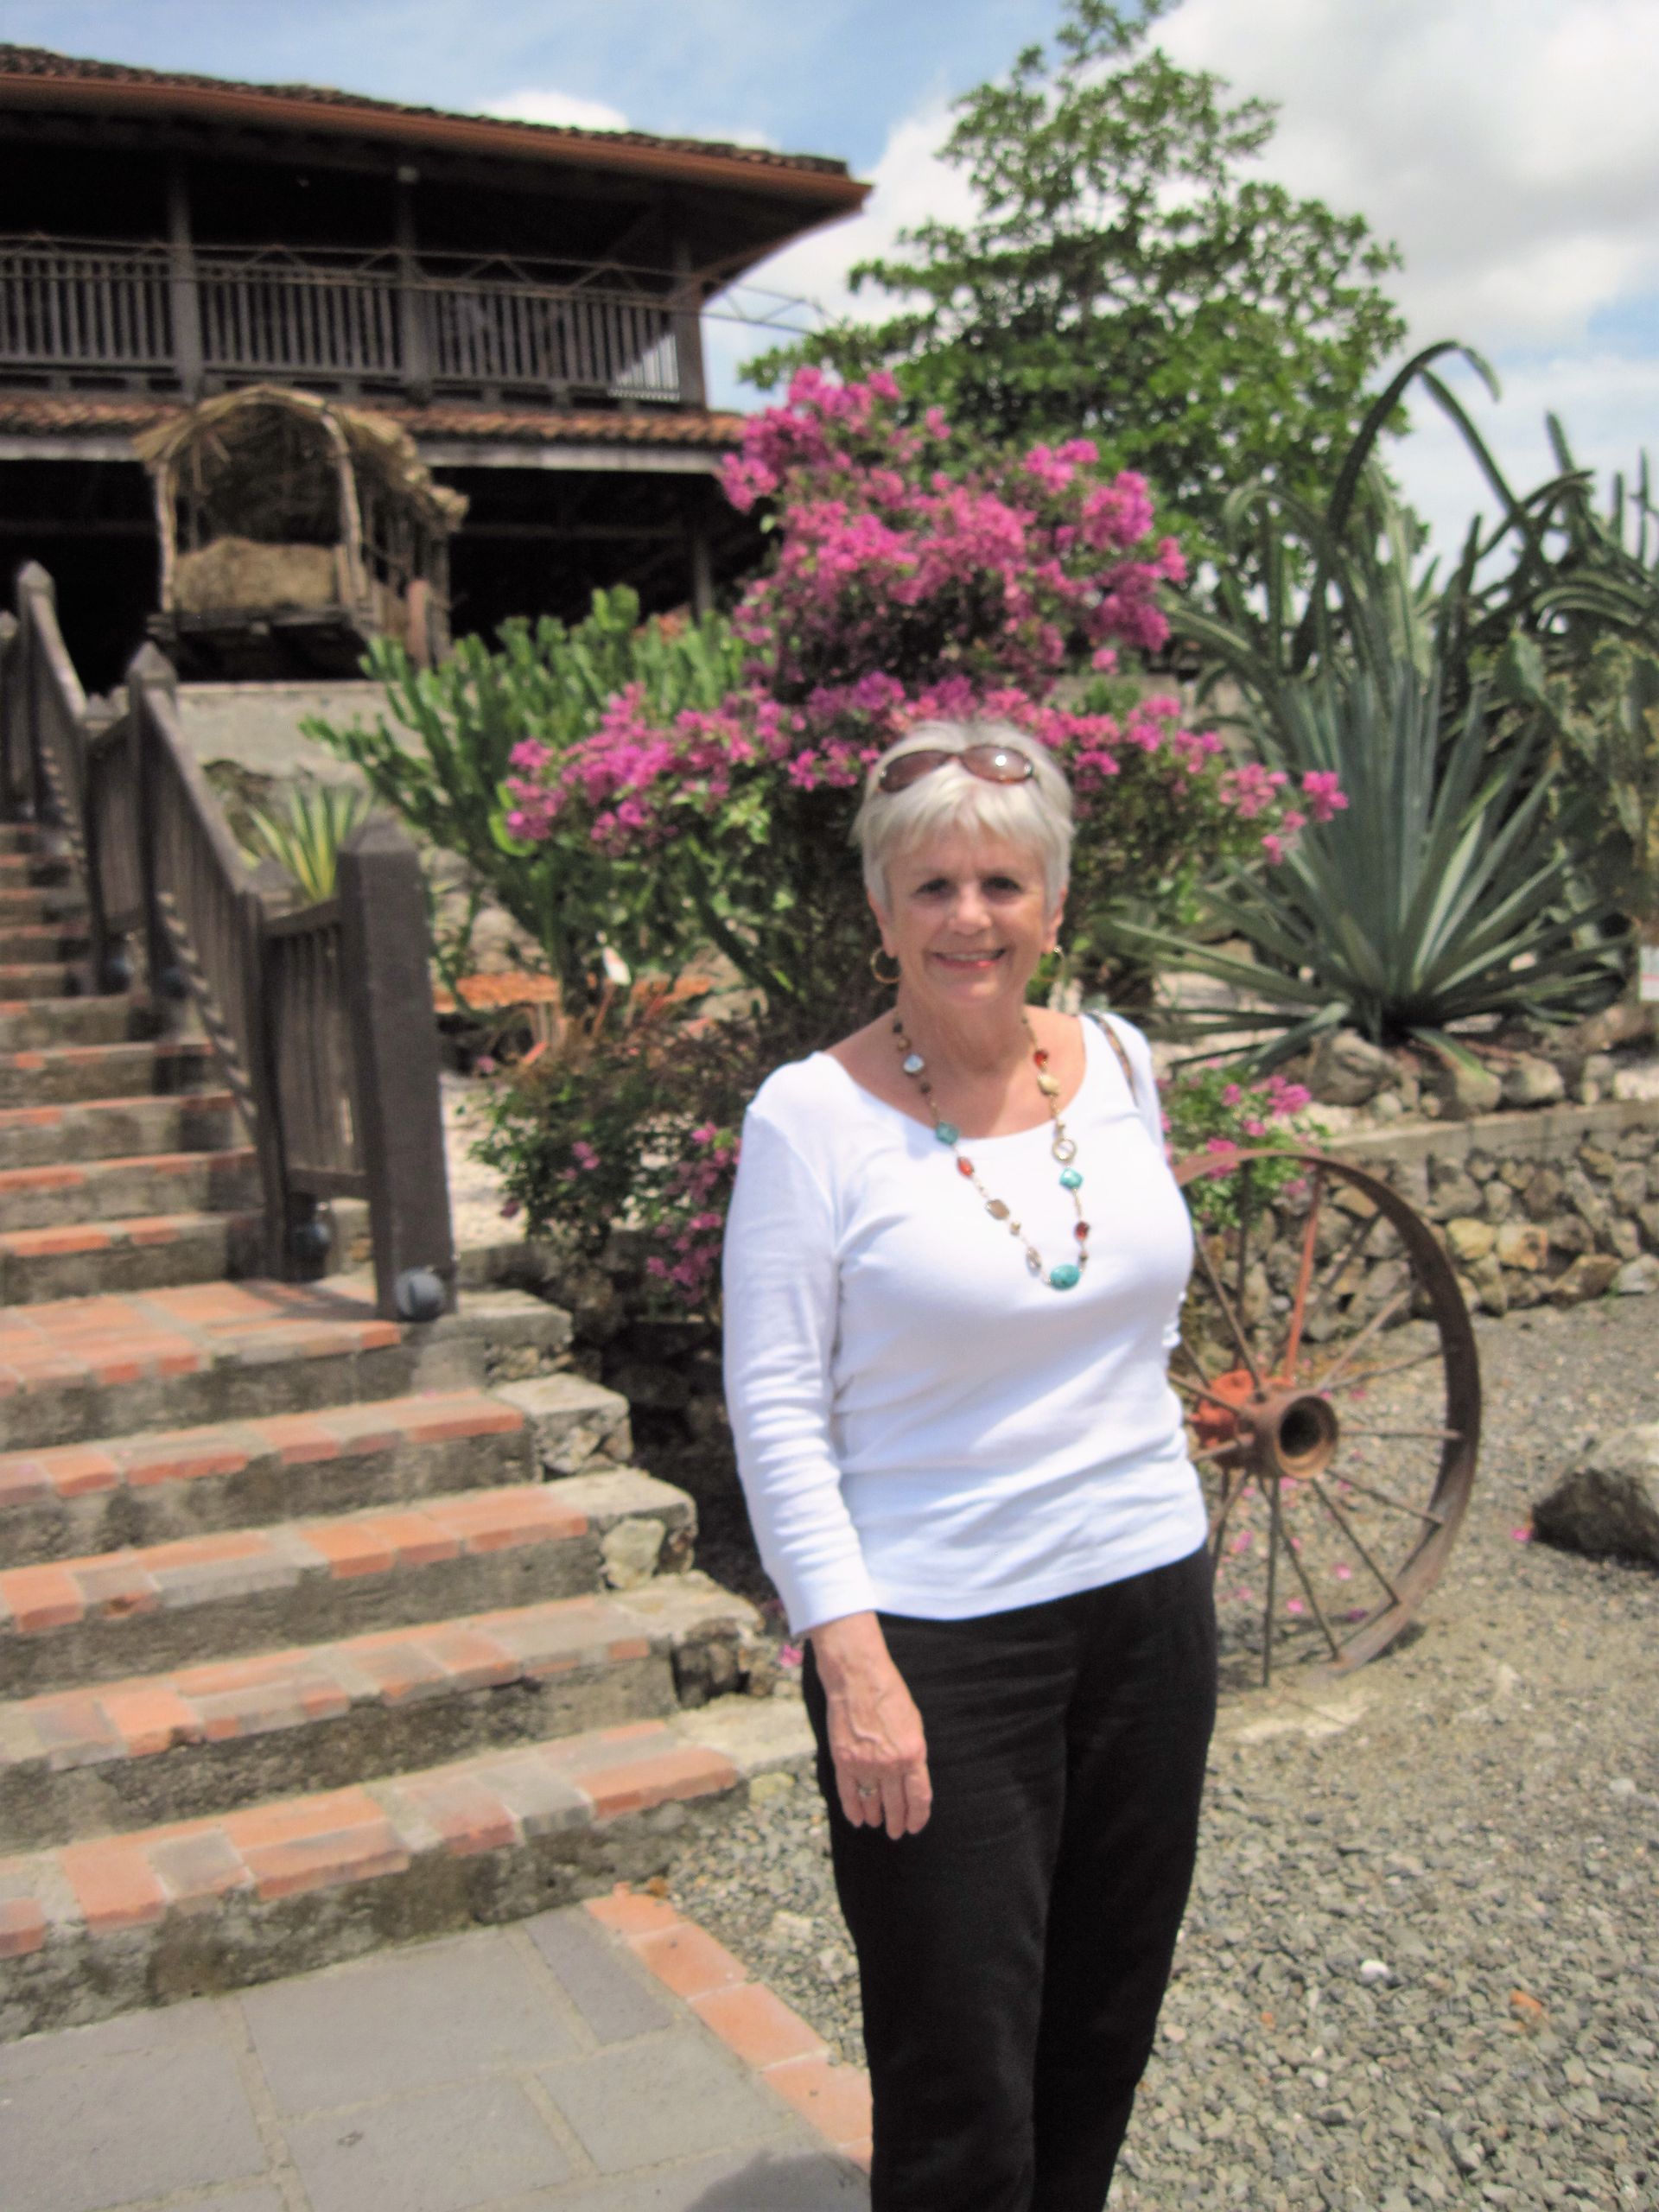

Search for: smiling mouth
xmin=934 ymin=949 xmax=1005 ymax=966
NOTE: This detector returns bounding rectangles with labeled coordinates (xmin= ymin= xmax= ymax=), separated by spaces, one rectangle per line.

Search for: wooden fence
xmin=0 ymin=562 xmax=455 ymax=1321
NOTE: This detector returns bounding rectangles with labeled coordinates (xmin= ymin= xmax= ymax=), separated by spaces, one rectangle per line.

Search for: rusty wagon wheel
xmin=1171 ymin=1147 xmax=1482 ymax=1685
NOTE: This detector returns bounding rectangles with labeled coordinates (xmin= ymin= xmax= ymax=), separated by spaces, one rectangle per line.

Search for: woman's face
xmin=874 ymin=827 xmax=1064 ymax=1020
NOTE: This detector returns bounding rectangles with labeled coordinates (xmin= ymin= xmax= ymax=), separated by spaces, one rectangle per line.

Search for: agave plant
xmin=1121 ymin=642 xmax=1623 ymax=1060
xmin=241 ymin=781 xmax=377 ymax=905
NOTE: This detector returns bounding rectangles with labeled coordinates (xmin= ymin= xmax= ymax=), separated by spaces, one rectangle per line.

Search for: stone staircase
xmin=0 ymin=818 xmax=804 ymax=2043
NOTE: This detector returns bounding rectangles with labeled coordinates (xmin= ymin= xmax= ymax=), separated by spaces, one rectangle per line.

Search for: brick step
xmin=0 ymin=1090 xmax=240 ymax=1172
xmin=0 ymin=884 xmax=86 ymax=925
xmin=0 ymin=1035 xmax=213 ymax=1108
xmin=0 ymin=1206 xmax=267 ymax=1305
xmin=0 ymin=1573 xmax=753 ymax=1849
xmin=0 ymin=1468 xmax=694 ymax=1696
xmin=0 ymin=823 xmax=48 ymax=854
xmin=0 ymin=1280 xmax=571 ymax=1455
xmin=0 ymin=1146 xmax=259 ymax=1234
xmin=0 ymin=1372 xmax=638 ymax=1563
xmin=0 ymin=963 xmax=80 ymax=1001
xmin=0 ymin=1693 xmax=810 ymax=2041
xmin=0 ymin=923 xmax=91 ymax=963
xmin=0 ymin=993 xmax=155 ymax=1052
xmin=0 ymin=851 xmax=71 ymax=887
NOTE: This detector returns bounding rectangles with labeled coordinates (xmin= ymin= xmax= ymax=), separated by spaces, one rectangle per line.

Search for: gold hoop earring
xmin=869 ymin=945 xmax=902 ymax=987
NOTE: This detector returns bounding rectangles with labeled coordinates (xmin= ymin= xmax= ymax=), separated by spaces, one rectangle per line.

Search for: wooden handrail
xmin=0 ymin=560 xmax=456 ymax=1321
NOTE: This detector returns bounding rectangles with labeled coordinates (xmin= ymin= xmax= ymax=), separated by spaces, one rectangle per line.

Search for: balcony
xmin=0 ymin=238 xmax=694 ymax=409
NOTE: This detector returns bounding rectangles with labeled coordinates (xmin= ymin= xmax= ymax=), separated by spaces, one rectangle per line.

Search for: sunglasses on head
xmin=875 ymin=743 xmax=1036 ymax=794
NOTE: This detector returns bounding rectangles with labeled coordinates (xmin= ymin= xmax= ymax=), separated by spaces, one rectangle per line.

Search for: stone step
xmin=0 ymin=923 xmax=91 ymax=963
xmin=0 ymin=994 xmax=155 ymax=1052
xmin=0 ymin=1693 xmax=810 ymax=2041
xmin=0 ymin=1376 xmax=639 ymax=1564
xmin=0 ymin=1147 xmax=260 ymax=1234
xmin=0 ymin=1469 xmax=697 ymax=1696
xmin=0 ymin=1573 xmax=755 ymax=1849
xmin=0 ymin=823 xmax=48 ymax=854
xmin=0 ymin=1035 xmax=213 ymax=1107
xmin=0 ymin=1090 xmax=241 ymax=1172
xmin=0 ymin=1207 xmax=267 ymax=1305
xmin=0 ymin=963 xmax=80 ymax=1001
xmin=0 ymin=850 xmax=72 ymax=887
xmin=0 ymin=1281 xmax=572 ymax=1453
xmin=0 ymin=884 xmax=86 ymax=925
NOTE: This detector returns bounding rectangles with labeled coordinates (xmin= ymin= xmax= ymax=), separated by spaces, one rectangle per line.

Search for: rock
xmin=1533 ymin=1422 xmax=1659 ymax=1563
xmin=1638 ymin=1201 xmax=1659 ymax=1248
xmin=1522 ymin=1167 xmax=1563 ymax=1221
xmin=1610 ymin=1217 xmax=1643 ymax=1261
xmin=1501 ymin=1055 xmax=1567 ymax=1107
xmin=1469 ymin=1254 xmax=1509 ymax=1315
xmin=1547 ymin=1211 xmax=1594 ymax=1256
xmin=1561 ymin=1168 xmax=1611 ymax=1237
xmin=1358 ymin=1958 xmax=1393 ymax=1985
xmin=1309 ymin=1029 xmax=1397 ymax=1106
xmin=1426 ymin=1169 xmax=1484 ymax=1222
xmin=1580 ymin=1142 xmax=1617 ymax=1180
xmin=1495 ymin=1223 xmax=1550 ymax=1271
xmin=1483 ymin=1179 xmax=1516 ymax=1222
xmin=1548 ymin=1253 xmax=1621 ymax=1306
xmin=1432 ymin=1053 xmax=1503 ymax=1121
xmin=1445 ymin=1217 xmax=1496 ymax=1264
xmin=1611 ymin=1162 xmax=1649 ymax=1211
xmin=496 ymin=1371 xmax=633 ymax=1475
xmin=601 ymin=1516 xmax=666 ymax=1589
xmin=1614 ymin=1254 xmax=1659 ymax=1296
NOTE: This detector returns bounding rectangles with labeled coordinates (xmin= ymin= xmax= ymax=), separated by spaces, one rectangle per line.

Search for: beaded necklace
xmin=891 ymin=1008 xmax=1088 ymax=1291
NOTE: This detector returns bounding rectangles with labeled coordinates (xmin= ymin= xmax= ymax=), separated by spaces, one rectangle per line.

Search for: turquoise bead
xmin=1048 ymin=1263 xmax=1082 ymax=1290
xmin=1058 ymin=1167 xmax=1083 ymax=1190
xmin=935 ymin=1122 xmax=960 ymax=1145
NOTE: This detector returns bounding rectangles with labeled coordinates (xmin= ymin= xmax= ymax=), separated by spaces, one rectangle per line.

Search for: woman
xmin=721 ymin=722 xmax=1216 ymax=2212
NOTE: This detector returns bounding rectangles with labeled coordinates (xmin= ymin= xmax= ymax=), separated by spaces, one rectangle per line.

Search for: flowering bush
xmin=499 ymin=371 xmax=1340 ymax=1020
xmin=1159 ymin=1064 xmax=1325 ymax=1230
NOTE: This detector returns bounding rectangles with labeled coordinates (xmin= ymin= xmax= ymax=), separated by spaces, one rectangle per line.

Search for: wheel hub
xmin=1190 ymin=1366 xmax=1340 ymax=1480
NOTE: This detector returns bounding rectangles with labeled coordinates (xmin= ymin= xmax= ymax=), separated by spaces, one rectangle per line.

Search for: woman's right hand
xmin=809 ymin=1611 xmax=932 ymax=1840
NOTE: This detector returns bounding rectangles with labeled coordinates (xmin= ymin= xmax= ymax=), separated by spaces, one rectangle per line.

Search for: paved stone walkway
xmin=0 ymin=1899 xmax=871 ymax=2212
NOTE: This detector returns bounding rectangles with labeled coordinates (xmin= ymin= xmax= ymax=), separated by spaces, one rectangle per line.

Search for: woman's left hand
xmin=810 ymin=1611 xmax=933 ymax=1840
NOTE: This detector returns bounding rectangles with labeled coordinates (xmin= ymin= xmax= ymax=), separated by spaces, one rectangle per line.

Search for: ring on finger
xmin=855 ymin=1783 xmax=879 ymax=1800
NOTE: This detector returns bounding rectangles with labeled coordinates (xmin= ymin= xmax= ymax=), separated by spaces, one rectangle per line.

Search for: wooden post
xmin=0 ymin=608 xmax=19 ymax=819
xmin=671 ymin=238 xmax=707 ymax=410
xmin=336 ymin=816 xmax=457 ymax=1319
xmin=126 ymin=643 xmax=191 ymax=1021
xmin=685 ymin=480 xmax=715 ymax=620
xmin=394 ymin=167 xmax=434 ymax=404
xmin=16 ymin=563 xmax=61 ymax=830
xmin=166 ymin=160 xmax=205 ymax=400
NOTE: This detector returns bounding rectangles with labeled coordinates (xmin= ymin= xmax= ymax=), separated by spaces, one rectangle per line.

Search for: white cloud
xmin=483 ymin=86 xmax=631 ymax=133
xmin=1158 ymin=0 xmax=1659 ymax=353
xmin=705 ymin=95 xmax=976 ymax=405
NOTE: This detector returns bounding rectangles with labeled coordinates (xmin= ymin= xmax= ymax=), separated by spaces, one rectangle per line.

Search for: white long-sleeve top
xmin=721 ymin=1012 xmax=1206 ymax=1633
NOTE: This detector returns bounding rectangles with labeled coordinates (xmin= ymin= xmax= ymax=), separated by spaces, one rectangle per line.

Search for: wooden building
xmin=0 ymin=43 xmax=867 ymax=683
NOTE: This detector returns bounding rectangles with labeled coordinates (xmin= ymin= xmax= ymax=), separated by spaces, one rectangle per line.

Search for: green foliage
xmin=1157 ymin=1062 xmax=1325 ymax=1231
xmin=1120 ymin=648 xmax=1624 ymax=1058
xmin=239 ymin=781 xmax=375 ymax=903
xmin=300 ymin=588 xmax=746 ymax=1002
xmin=746 ymin=0 xmax=1404 ymax=572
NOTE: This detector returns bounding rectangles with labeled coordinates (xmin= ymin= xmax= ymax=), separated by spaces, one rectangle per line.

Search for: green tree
xmin=747 ymin=0 xmax=1406 ymax=570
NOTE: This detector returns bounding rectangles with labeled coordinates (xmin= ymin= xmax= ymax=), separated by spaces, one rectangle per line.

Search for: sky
xmin=3 ymin=0 xmax=1656 ymax=559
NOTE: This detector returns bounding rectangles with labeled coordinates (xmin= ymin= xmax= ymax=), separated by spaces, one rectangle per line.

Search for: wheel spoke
xmin=1319 ymin=1346 xmax=1442 ymax=1395
xmin=1207 ymin=1466 xmax=1244 ymax=1560
xmin=1310 ymin=1476 xmax=1402 ymax=1607
xmin=1190 ymin=1442 xmax=1246 ymax=1465
xmin=1330 ymin=1470 xmax=1445 ymax=1529
xmin=1343 ymin=1424 xmax=1464 ymax=1442
xmin=1193 ymin=1231 xmax=1264 ymax=1390
xmin=1260 ymin=1471 xmax=1281 ymax=1686
xmin=1292 ymin=1205 xmax=1382 ymax=1351
xmin=1313 ymin=1286 xmax=1414 ymax=1395
xmin=1274 ymin=1164 xmax=1326 ymax=1379
xmin=1270 ymin=1493 xmax=1345 ymax=1662
xmin=1171 ymin=1370 xmax=1255 ymax=1422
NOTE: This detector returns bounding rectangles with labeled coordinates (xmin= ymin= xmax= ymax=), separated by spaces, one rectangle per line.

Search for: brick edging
xmin=587 ymin=1884 xmax=873 ymax=2173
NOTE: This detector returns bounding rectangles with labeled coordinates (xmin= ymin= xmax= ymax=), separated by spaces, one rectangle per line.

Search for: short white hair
xmin=853 ymin=721 xmax=1075 ymax=914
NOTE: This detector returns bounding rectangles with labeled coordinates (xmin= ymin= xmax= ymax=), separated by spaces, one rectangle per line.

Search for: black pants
xmin=804 ymin=1545 xmax=1217 ymax=2212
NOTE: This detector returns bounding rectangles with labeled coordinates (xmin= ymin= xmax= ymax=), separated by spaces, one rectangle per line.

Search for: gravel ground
xmin=668 ymin=1292 xmax=1659 ymax=2211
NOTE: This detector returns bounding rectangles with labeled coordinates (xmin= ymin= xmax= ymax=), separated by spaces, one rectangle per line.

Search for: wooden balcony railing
xmin=0 ymin=239 xmax=690 ymax=405
xmin=0 ymin=561 xmax=456 ymax=1322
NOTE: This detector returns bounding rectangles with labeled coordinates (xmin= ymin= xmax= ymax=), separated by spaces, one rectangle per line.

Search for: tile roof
xmin=0 ymin=42 xmax=855 ymax=188
xmin=0 ymin=392 xmax=746 ymax=451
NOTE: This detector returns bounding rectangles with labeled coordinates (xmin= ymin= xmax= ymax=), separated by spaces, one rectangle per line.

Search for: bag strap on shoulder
xmin=1085 ymin=1010 xmax=1138 ymax=1103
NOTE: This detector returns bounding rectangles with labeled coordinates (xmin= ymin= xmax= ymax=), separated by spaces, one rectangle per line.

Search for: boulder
xmin=1425 ymin=1170 xmax=1484 ymax=1222
xmin=1309 ymin=1029 xmax=1396 ymax=1107
xmin=1501 ymin=1055 xmax=1566 ymax=1108
xmin=1533 ymin=1423 xmax=1659 ymax=1565
xmin=1548 ymin=1253 xmax=1621 ymax=1306
xmin=1445 ymin=1217 xmax=1496 ymax=1264
xmin=1431 ymin=1053 xmax=1503 ymax=1121
xmin=1614 ymin=1254 xmax=1659 ymax=1296
xmin=1495 ymin=1223 xmax=1550 ymax=1272
xmin=1521 ymin=1167 xmax=1563 ymax=1221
